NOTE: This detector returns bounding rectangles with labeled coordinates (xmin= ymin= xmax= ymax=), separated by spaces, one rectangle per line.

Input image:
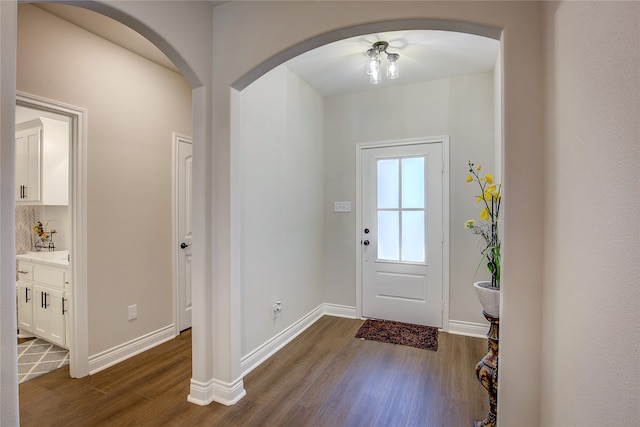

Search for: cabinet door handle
xmin=62 ymin=297 xmax=67 ymax=315
xmin=42 ymin=292 xmax=49 ymax=309
xmin=40 ymin=291 xmax=44 ymax=308
xmin=25 ymin=287 xmax=30 ymax=303
xmin=23 ymin=185 xmax=27 ymax=198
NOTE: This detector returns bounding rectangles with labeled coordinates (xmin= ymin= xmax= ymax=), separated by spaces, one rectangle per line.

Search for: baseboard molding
xmin=188 ymin=376 xmax=246 ymax=406
xmin=447 ymin=319 xmax=489 ymax=338
xmin=88 ymin=324 xmax=176 ymax=374
xmin=323 ymin=303 xmax=357 ymax=319
xmin=240 ymin=303 xmax=356 ymax=377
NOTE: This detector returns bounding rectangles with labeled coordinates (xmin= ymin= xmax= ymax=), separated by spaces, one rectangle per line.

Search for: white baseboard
xmin=240 ymin=303 xmax=357 ymax=377
xmin=447 ymin=319 xmax=490 ymax=338
xmin=188 ymin=376 xmax=246 ymax=406
xmin=88 ymin=324 xmax=176 ymax=374
xmin=323 ymin=303 xmax=357 ymax=319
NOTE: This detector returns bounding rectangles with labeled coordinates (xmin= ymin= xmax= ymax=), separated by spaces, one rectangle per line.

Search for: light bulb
xmin=387 ymin=53 xmax=399 ymax=79
xmin=370 ymin=64 xmax=382 ymax=84
xmin=366 ymin=49 xmax=379 ymax=76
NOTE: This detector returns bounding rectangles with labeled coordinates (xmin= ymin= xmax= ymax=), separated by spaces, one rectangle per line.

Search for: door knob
xmin=180 ymin=242 xmax=191 ymax=249
xmin=363 ymin=240 xmax=370 ymax=246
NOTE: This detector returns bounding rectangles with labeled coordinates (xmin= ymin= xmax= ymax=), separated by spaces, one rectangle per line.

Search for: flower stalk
xmin=465 ymin=161 xmax=501 ymax=288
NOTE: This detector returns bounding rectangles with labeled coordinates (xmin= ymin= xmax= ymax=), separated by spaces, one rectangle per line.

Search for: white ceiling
xmin=286 ymin=30 xmax=499 ymax=97
xmin=34 ymin=4 xmax=499 ymax=98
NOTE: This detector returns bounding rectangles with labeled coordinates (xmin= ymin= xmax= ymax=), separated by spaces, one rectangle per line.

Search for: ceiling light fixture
xmin=366 ymin=41 xmax=400 ymax=85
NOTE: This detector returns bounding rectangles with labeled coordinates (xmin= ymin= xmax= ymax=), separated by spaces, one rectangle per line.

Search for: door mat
xmin=17 ymin=338 xmax=69 ymax=384
xmin=355 ymin=319 xmax=439 ymax=351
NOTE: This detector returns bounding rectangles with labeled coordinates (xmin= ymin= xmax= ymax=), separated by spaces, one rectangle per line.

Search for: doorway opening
xmin=16 ymin=91 xmax=89 ymax=378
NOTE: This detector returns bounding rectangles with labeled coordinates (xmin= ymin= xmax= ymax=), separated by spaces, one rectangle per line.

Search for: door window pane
xmin=402 ymin=211 xmax=425 ymax=262
xmin=378 ymin=211 xmax=399 ymax=260
xmin=377 ymin=159 xmax=399 ymax=209
xmin=401 ymin=157 xmax=424 ymax=209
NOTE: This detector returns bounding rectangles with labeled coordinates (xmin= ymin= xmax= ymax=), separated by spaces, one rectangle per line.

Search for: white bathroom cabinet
xmin=15 ymin=117 xmax=69 ymax=205
xmin=17 ymin=257 xmax=70 ymax=349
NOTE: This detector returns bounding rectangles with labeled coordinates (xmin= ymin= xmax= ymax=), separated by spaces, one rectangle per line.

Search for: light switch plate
xmin=334 ymin=201 xmax=351 ymax=212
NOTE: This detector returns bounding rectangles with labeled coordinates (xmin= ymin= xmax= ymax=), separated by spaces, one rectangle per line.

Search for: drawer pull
xmin=18 ymin=270 xmax=29 ymax=275
xmin=41 ymin=292 xmax=49 ymax=309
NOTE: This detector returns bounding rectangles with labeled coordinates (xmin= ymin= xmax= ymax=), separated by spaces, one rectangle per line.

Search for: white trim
xmin=88 ymin=324 xmax=176 ymax=374
xmin=240 ymin=304 xmax=357 ymax=377
xmin=447 ymin=319 xmax=490 ymax=338
xmin=355 ymin=136 xmax=451 ymax=329
xmin=188 ymin=376 xmax=246 ymax=406
xmin=16 ymin=91 xmax=90 ymax=378
xmin=323 ymin=303 xmax=357 ymax=319
xmin=240 ymin=304 xmax=324 ymax=377
xmin=172 ymin=132 xmax=192 ymax=335
xmin=441 ymin=137 xmax=451 ymax=332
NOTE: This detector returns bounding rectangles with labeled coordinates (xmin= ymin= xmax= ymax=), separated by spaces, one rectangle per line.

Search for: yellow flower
xmin=466 ymin=175 xmax=473 ymax=183
xmin=480 ymin=207 xmax=490 ymax=221
xmin=464 ymin=219 xmax=475 ymax=229
xmin=476 ymin=164 xmax=482 ymax=171
xmin=485 ymin=173 xmax=493 ymax=185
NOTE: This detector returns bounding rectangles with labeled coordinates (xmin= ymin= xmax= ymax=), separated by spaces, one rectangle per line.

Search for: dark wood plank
xmin=19 ymin=316 xmax=489 ymax=426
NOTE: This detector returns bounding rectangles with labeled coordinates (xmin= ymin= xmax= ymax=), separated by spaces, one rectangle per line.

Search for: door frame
xmin=172 ymin=132 xmax=192 ymax=335
xmin=17 ymin=91 xmax=90 ymax=377
xmin=355 ymin=136 xmax=450 ymax=331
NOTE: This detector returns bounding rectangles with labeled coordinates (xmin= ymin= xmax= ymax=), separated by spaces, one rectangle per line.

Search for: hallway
xmin=19 ymin=316 xmax=488 ymax=426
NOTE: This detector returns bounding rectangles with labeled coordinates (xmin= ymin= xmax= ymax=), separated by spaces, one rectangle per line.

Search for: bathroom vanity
xmin=16 ymin=250 xmax=70 ymax=348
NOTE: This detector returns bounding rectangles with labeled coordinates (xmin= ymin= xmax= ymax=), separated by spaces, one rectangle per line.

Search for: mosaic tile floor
xmin=17 ymin=338 xmax=69 ymax=384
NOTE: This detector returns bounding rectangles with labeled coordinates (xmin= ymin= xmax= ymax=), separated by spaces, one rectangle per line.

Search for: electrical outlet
xmin=272 ymin=300 xmax=282 ymax=317
xmin=334 ymin=201 xmax=351 ymax=213
xmin=128 ymin=304 xmax=137 ymax=321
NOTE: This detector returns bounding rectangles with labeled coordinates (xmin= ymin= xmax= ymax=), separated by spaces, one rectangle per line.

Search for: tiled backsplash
xmin=16 ymin=205 xmax=35 ymax=254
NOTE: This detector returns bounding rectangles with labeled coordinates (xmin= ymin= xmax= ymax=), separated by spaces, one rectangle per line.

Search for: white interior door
xmin=175 ymin=134 xmax=193 ymax=331
xmin=361 ymin=142 xmax=444 ymax=327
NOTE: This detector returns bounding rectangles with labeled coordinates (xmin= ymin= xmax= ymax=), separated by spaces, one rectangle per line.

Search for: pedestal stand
xmin=474 ymin=311 xmax=499 ymax=427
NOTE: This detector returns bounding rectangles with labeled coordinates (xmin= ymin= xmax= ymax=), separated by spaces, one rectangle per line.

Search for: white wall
xmin=324 ymin=72 xmax=495 ymax=325
xmin=16 ymin=4 xmax=192 ymax=355
xmin=238 ymin=66 xmax=325 ymax=355
xmin=541 ymin=1 xmax=640 ymax=425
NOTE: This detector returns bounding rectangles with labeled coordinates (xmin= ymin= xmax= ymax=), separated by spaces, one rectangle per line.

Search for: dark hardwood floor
xmin=19 ymin=316 xmax=489 ymax=426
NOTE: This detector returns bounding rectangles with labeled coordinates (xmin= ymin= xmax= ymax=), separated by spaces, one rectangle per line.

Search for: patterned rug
xmin=355 ymin=319 xmax=439 ymax=351
xmin=17 ymin=338 xmax=69 ymax=384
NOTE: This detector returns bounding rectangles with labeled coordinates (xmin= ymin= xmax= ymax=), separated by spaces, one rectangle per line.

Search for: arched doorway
xmin=224 ymin=19 xmax=503 ymax=406
xmin=1 ymin=2 xmax=211 ymax=422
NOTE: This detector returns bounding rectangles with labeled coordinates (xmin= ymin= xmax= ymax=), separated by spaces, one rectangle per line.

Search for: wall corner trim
xmin=447 ymin=319 xmax=490 ymax=338
xmin=240 ymin=304 xmax=357 ymax=378
xmin=188 ymin=376 xmax=246 ymax=406
xmin=88 ymin=325 xmax=176 ymax=375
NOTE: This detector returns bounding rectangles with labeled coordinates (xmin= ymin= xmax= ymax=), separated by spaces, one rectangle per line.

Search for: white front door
xmin=361 ymin=141 xmax=444 ymax=327
xmin=175 ymin=134 xmax=193 ymax=331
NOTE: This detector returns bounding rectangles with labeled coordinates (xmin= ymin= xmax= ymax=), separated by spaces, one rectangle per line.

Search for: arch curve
xmin=39 ymin=0 xmax=202 ymax=88
xmin=232 ymin=18 xmax=501 ymax=91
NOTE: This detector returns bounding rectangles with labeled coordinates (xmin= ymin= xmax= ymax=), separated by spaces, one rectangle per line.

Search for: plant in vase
xmin=465 ymin=161 xmax=501 ymax=317
xmin=33 ymin=221 xmax=56 ymax=251
xmin=466 ymin=161 xmax=502 ymax=427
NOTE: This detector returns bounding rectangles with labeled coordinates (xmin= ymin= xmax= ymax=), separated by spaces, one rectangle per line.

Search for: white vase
xmin=474 ymin=280 xmax=500 ymax=318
